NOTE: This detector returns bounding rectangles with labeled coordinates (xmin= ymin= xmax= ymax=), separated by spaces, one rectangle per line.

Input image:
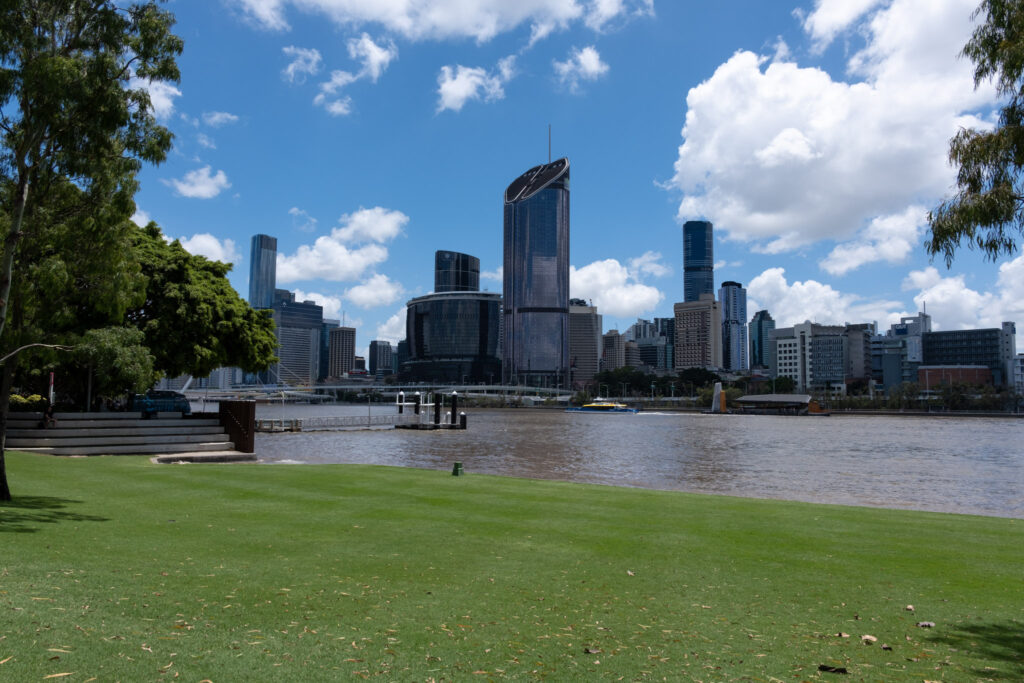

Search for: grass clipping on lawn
xmin=0 ymin=451 xmax=1021 ymax=681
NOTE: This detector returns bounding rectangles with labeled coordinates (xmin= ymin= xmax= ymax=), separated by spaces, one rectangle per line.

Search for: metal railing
xmin=255 ymin=413 xmax=420 ymax=432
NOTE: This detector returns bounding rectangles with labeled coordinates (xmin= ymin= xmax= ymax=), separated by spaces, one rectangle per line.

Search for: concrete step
xmin=8 ymin=418 xmax=221 ymax=430
xmin=7 ymin=426 xmax=226 ymax=439
xmin=7 ymin=432 xmax=231 ymax=448
xmin=15 ymin=441 xmax=236 ymax=456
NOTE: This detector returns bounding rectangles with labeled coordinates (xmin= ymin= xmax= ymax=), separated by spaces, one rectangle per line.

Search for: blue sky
xmin=131 ymin=0 xmax=1024 ymax=357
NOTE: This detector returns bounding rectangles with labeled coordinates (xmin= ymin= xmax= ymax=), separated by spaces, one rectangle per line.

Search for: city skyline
xmin=127 ymin=1 xmax=1023 ymax=359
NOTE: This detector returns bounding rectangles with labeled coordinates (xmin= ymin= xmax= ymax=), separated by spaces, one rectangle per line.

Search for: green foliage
xmin=772 ymin=375 xmax=797 ymax=393
xmin=676 ymin=366 xmax=721 ymax=389
xmin=927 ymin=0 xmax=1024 ymax=264
xmin=7 ymin=394 xmax=45 ymax=411
xmin=126 ymin=223 xmax=277 ymax=378
xmin=73 ymin=326 xmax=155 ymax=396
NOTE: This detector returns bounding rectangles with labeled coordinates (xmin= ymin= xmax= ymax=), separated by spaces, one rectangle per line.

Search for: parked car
xmin=131 ymin=390 xmax=191 ymax=416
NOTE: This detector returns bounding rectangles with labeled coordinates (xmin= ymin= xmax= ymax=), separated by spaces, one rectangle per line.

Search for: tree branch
xmin=0 ymin=343 xmax=73 ymax=366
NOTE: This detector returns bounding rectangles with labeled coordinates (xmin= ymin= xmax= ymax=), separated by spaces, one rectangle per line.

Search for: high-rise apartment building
xmin=683 ymin=220 xmax=714 ymax=302
xmin=434 ymin=251 xmax=480 ymax=292
xmin=502 ymin=158 xmax=570 ymax=387
xmin=673 ymin=294 xmax=722 ymax=370
xmin=569 ymin=299 xmax=602 ymax=389
xmin=749 ymin=310 xmax=775 ymax=369
xmin=328 ymin=327 xmax=356 ymax=378
xmin=248 ymin=234 xmax=277 ymax=309
xmin=719 ymin=281 xmax=747 ymax=371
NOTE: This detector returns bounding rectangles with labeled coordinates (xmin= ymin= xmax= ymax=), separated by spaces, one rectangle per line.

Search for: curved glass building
xmin=435 ymin=250 xmax=480 ymax=292
xmin=502 ymin=158 xmax=570 ymax=387
xmin=403 ymin=291 xmax=502 ymax=383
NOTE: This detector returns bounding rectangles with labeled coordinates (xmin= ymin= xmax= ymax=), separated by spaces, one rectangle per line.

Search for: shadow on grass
xmin=0 ymin=495 xmax=109 ymax=533
xmin=926 ymin=621 xmax=1024 ymax=680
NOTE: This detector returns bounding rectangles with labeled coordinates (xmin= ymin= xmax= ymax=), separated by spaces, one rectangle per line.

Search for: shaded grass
xmin=0 ymin=451 xmax=1021 ymax=681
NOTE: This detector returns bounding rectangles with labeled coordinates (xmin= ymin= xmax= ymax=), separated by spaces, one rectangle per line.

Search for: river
xmin=234 ymin=403 xmax=1022 ymax=519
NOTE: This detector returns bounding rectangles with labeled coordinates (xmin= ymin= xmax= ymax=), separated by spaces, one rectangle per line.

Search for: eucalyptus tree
xmin=0 ymin=0 xmax=182 ymax=500
xmin=928 ymin=0 xmax=1024 ymax=264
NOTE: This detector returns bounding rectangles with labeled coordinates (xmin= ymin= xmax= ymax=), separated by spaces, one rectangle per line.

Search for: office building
xmin=719 ymin=281 xmax=747 ymax=371
xmin=271 ymin=291 xmax=323 ymax=385
xmin=749 ymin=310 xmax=775 ymax=369
xmin=403 ymin=249 xmax=502 ymax=383
xmin=602 ymin=330 xmax=626 ymax=371
xmin=770 ymin=322 xmax=847 ymax=393
xmin=369 ymin=340 xmax=393 ymax=378
xmin=435 ymin=251 xmax=480 ymax=292
xmin=673 ymin=294 xmax=722 ymax=370
xmin=328 ymin=327 xmax=356 ymax=378
xmin=683 ymin=220 xmax=713 ymax=302
xmin=248 ymin=234 xmax=277 ymax=309
xmin=1014 ymin=353 xmax=1023 ymax=396
xmin=569 ymin=299 xmax=602 ymax=389
xmin=871 ymin=313 xmax=932 ymax=391
xmin=502 ymin=158 xmax=571 ymax=387
xmin=922 ymin=322 xmax=1017 ymax=386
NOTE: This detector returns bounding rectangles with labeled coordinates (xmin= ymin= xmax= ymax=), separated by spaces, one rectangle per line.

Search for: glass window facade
xmin=248 ymin=234 xmax=277 ymax=309
xmin=502 ymin=158 xmax=570 ymax=387
xmin=434 ymin=250 xmax=481 ymax=292
xmin=403 ymin=292 xmax=501 ymax=383
xmin=683 ymin=220 xmax=714 ymax=302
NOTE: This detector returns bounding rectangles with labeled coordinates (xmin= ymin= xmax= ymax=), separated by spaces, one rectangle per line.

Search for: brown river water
xmin=244 ymin=405 xmax=1023 ymax=519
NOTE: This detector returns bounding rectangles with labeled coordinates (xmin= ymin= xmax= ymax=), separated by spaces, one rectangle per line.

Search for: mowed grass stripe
xmin=0 ymin=451 xmax=1020 ymax=680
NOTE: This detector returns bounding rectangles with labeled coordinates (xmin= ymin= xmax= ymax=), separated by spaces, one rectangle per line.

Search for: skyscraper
xmin=329 ymin=327 xmax=356 ymax=378
xmin=719 ymin=281 xmax=748 ymax=371
xmin=749 ymin=310 xmax=775 ymax=369
xmin=434 ymin=250 xmax=480 ymax=292
xmin=502 ymin=158 xmax=570 ymax=387
xmin=248 ymin=234 xmax=277 ymax=309
xmin=683 ymin=220 xmax=713 ymax=302
xmin=569 ymin=299 xmax=601 ymax=389
xmin=674 ymin=295 xmax=722 ymax=370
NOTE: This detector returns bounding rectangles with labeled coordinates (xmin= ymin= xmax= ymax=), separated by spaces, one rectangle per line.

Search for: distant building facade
xmin=922 ymin=322 xmax=1017 ymax=386
xmin=569 ymin=299 xmax=602 ymax=389
xmin=403 ymin=291 xmax=502 ymax=383
xmin=502 ymin=158 xmax=571 ymax=387
xmin=248 ymin=234 xmax=277 ymax=310
xmin=369 ymin=340 xmax=393 ymax=378
xmin=749 ymin=310 xmax=775 ymax=369
xmin=434 ymin=250 xmax=480 ymax=292
xmin=683 ymin=220 xmax=714 ymax=302
xmin=719 ymin=281 xmax=747 ymax=371
xmin=673 ymin=294 xmax=722 ymax=370
xmin=271 ymin=290 xmax=323 ymax=385
xmin=328 ymin=327 xmax=356 ymax=378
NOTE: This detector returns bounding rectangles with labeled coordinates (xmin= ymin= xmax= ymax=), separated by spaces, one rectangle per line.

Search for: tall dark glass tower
xmin=683 ymin=220 xmax=714 ymax=302
xmin=435 ymin=250 xmax=480 ymax=292
xmin=749 ymin=309 xmax=775 ymax=369
xmin=248 ymin=234 xmax=277 ymax=309
xmin=502 ymin=158 xmax=570 ymax=387
xmin=719 ymin=281 xmax=748 ymax=371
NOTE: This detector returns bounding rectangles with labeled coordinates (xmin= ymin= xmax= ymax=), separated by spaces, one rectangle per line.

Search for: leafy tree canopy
xmin=928 ymin=0 xmax=1024 ymax=264
xmin=127 ymin=223 xmax=277 ymax=379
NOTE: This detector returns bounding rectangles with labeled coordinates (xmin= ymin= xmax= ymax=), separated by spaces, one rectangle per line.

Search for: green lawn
xmin=0 ymin=451 xmax=1021 ymax=681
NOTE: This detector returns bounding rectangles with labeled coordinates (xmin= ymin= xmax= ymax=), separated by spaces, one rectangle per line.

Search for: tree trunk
xmin=0 ymin=362 xmax=16 ymax=501
xmin=0 ymin=173 xmax=29 ymax=343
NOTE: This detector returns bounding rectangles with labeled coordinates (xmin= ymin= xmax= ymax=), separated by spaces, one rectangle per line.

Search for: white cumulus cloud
xmin=289 ymin=207 xmax=318 ymax=233
xmin=570 ymin=259 xmax=663 ymax=318
xmin=345 ymin=273 xmax=405 ymax=308
xmin=554 ymin=45 xmax=609 ymax=92
xmin=748 ymin=267 xmax=906 ymax=329
xmin=376 ymin=308 xmax=408 ymax=345
xmin=628 ymin=251 xmax=671 ymax=279
xmin=670 ymin=0 xmax=993 ymax=255
xmin=131 ymin=78 xmax=182 ymax=120
xmin=276 ymin=206 xmax=407 ymax=283
xmin=178 ymin=233 xmax=241 ymax=264
xmin=232 ymin=0 xmax=649 ymax=42
xmin=312 ymin=34 xmax=397 ymax=115
xmin=130 ymin=208 xmax=151 ymax=227
xmin=163 ymin=166 xmax=231 ymax=199
xmin=820 ymin=205 xmax=927 ymax=275
xmin=436 ymin=56 xmax=515 ymax=112
xmin=282 ymin=45 xmax=322 ymax=83
xmin=292 ymin=289 xmax=344 ymax=320
xmin=335 ymin=207 xmax=409 ymax=243
xmin=202 ymin=111 xmax=240 ymax=127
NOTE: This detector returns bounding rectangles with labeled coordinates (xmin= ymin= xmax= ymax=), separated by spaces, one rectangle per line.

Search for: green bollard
xmin=451 ymin=461 xmax=464 ymax=476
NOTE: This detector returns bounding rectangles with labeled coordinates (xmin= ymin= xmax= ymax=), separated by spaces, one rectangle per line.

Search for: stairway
xmin=6 ymin=411 xmax=237 ymax=456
